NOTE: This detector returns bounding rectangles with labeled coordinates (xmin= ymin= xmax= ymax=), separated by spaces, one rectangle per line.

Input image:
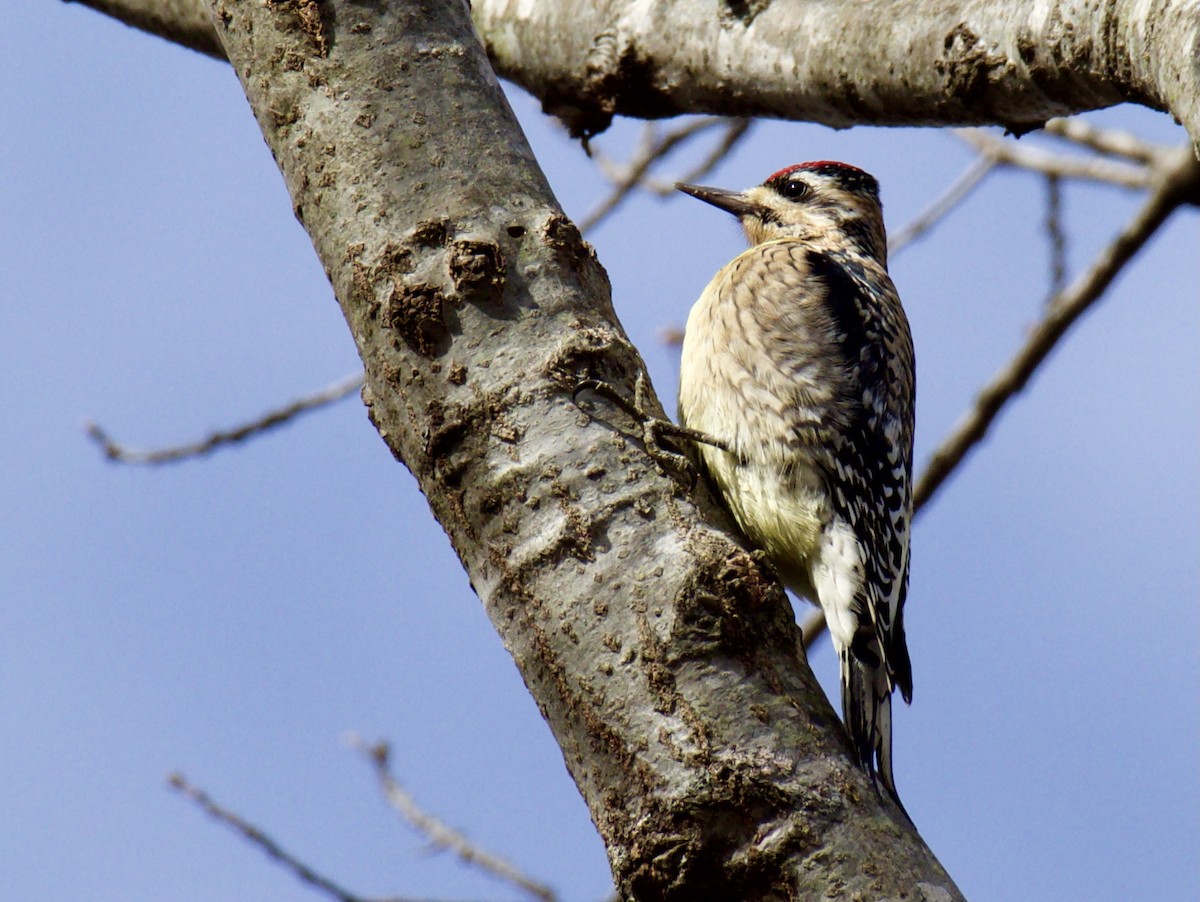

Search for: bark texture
xmin=70 ymin=0 xmax=1200 ymax=148
xmin=66 ymin=0 xmax=223 ymax=58
xmin=474 ymin=0 xmax=1199 ymax=143
xmin=209 ymin=0 xmax=962 ymax=897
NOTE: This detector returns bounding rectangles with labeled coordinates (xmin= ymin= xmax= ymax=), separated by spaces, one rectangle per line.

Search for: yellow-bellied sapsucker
xmin=676 ymin=161 xmax=915 ymax=811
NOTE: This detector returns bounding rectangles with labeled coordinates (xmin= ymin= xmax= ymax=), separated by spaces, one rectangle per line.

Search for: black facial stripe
xmin=765 ymin=164 xmax=879 ymax=198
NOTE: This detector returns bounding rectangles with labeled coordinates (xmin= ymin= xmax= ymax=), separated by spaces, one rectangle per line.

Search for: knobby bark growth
xmin=207 ymin=0 xmax=961 ymax=897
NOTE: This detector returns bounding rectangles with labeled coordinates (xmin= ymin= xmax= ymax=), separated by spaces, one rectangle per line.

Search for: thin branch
xmin=85 ymin=372 xmax=363 ymax=465
xmin=1041 ymin=117 xmax=1165 ymax=165
xmin=956 ymin=129 xmax=1155 ymax=190
xmin=666 ymin=118 xmax=754 ymax=193
xmin=168 ymin=773 xmax=427 ymax=902
xmin=580 ymin=117 xmax=743 ymax=233
xmin=889 ymin=155 xmax=998 ymax=254
xmin=914 ymin=147 xmax=1197 ymax=508
xmin=612 ymin=119 xmax=755 ymax=198
xmin=347 ymin=735 xmax=559 ymax=902
xmin=803 ymin=145 xmax=1199 ymax=650
xmin=66 ymin=0 xmax=225 ymax=59
xmin=1045 ymin=174 xmax=1067 ymax=297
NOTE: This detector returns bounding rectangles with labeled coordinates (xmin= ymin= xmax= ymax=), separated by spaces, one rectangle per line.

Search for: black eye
xmin=781 ymin=178 xmax=809 ymax=200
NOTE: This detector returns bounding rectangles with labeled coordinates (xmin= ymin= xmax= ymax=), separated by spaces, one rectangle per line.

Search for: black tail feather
xmin=839 ymin=645 xmax=911 ymax=822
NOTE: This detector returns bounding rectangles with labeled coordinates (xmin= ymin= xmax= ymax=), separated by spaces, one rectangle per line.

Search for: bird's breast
xmin=678 ymin=256 xmax=841 ymax=593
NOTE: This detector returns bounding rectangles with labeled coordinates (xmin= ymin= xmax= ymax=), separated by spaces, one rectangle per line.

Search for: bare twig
xmin=608 ymin=119 xmax=754 ymax=199
xmin=667 ymin=117 xmax=753 ymax=193
xmin=1042 ymin=118 xmax=1164 ymax=165
xmin=1045 ymin=174 xmax=1067 ymax=296
xmin=956 ymin=129 xmax=1155 ymax=190
xmin=168 ymin=773 xmax=423 ymax=902
xmin=347 ymin=735 xmax=559 ymax=902
xmin=889 ymin=155 xmax=998 ymax=254
xmin=580 ymin=117 xmax=746 ymax=233
xmin=802 ymin=146 xmax=1199 ymax=649
xmin=85 ymin=372 xmax=363 ymax=465
xmin=915 ymin=147 xmax=1197 ymax=507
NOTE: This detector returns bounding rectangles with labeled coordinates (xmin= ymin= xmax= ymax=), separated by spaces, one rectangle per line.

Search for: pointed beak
xmin=676 ymin=182 xmax=759 ymax=218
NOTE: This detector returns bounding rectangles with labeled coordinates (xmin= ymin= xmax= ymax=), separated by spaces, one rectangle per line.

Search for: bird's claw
xmin=572 ymin=372 xmax=727 ymax=487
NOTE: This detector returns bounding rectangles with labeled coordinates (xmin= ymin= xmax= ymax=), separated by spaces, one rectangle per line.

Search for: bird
xmin=675 ymin=161 xmax=915 ymax=812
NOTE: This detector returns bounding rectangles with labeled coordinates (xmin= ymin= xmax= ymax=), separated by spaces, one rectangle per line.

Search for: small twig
xmin=1042 ymin=117 xmax=1164 ymax=165
xmin=956 ymin=129 xmax=1154 ymax=190
xmin=580 ymin=117 xmax=734 ymax=233
xmin=889 ymin=155 xmax=998 ymax=254
xmin=799 ymin=610 xmax=827 ymax=649
xmin=168 ymin=773 xmax=422 ymax=902
xmin=1045 ymin=174 xmax=1067 ymax=297
xmin=666 ymin=117 xmax=753 ymax=193
xmin=347 ymin=735 xmax=559 ymax=902
xmin=803 ymin=146 xmax=1198 ymax=650
xmin=85 ymin=371 xmax=364 ymax=465
xmin=616 ymin=119 xmax=754 ymax=198
xmin=914 ymin=147 xmax=1197 ymax=509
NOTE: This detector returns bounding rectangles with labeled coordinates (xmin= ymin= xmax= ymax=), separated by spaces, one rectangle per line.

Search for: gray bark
xmin=475 ymin=0 xmax=1200 ymax=146
xmin=66 ymin=0 xmax=221 ymax=58
xmin=71 ymin=0 xmax=1200 ymax=148
xmin=209 ymin=0 xmax=962 ymax=897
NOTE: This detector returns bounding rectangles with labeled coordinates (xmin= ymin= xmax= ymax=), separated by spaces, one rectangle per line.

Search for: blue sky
xmin=5 ymin=4 xmax=1197 ymax=900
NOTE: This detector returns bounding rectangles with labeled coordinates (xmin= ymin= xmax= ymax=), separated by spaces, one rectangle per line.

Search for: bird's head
xmin=677 ymin=161 xmax=886 ymax=262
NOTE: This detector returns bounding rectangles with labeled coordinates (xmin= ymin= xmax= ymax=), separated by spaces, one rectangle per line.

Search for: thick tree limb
xmin=209 ymin=0 xmax=961 ymax=897
xmin=67 ymin=0 xmax=1199 ymax=147
xmin=472 ymin=0 xmax=1200 ymax=147
xmin=64 ymin=0 xmax=223 ymax=58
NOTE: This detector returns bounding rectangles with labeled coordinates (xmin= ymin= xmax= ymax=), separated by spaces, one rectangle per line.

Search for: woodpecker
xmin=676 ymin=162 xmax=915 ymax=811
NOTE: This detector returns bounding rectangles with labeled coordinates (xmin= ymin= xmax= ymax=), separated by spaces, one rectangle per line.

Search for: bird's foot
xmin=572 ymin=372 xmax=729 ymax=485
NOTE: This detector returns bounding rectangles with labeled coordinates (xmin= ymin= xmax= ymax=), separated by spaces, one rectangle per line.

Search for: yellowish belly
xmin=698 ymin=443 xmax=826 ymax=602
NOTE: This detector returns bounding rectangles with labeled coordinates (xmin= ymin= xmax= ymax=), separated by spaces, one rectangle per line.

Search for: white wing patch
xmin=812 ymin=519 xmax=863 ymax=652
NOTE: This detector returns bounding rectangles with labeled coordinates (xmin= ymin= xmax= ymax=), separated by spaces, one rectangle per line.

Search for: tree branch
xmin=66 ymin=0 xmax=1200 ymax=145
xmin=471 ymin=0 xmax=1199 ymax=146
xmin=84 ymin=372 xmax=363 ymax=465
xmin=1042 ymin=117 xmax=1166 ymax=164
xmin=580 ymin=117 xmax=748 ymax=233
xmin=168 ymin=773 xmax=417 ymax=902
xmin=1044 ymin=174 xmax=1068 ymax=296
xmin=889 ymin=155 xmax=999 ymax=254
xmin=957 ymin=129 xmax=1157 ymax=191
xmin=208 ymin=0 xmax=962 ymax=895
xmin=348 ymin=736 xmax=558 ymax=902
xmin=64 ymin=0 xmax=223 ymax=58
xmin=914 ymin=145 xmax=1199 ymax=507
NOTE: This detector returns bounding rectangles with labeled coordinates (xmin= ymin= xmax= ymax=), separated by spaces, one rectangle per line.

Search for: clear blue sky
xmin=5 ymin=5 xmax=1197 ymax=900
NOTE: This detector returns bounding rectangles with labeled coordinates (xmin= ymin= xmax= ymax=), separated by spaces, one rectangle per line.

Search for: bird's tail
xmin=839 ymin=644 xmax=909 ymax=820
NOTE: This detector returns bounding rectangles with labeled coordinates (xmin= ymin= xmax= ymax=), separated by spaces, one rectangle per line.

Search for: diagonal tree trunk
xmin=208 ymin=0 xmax=963 ymax=896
